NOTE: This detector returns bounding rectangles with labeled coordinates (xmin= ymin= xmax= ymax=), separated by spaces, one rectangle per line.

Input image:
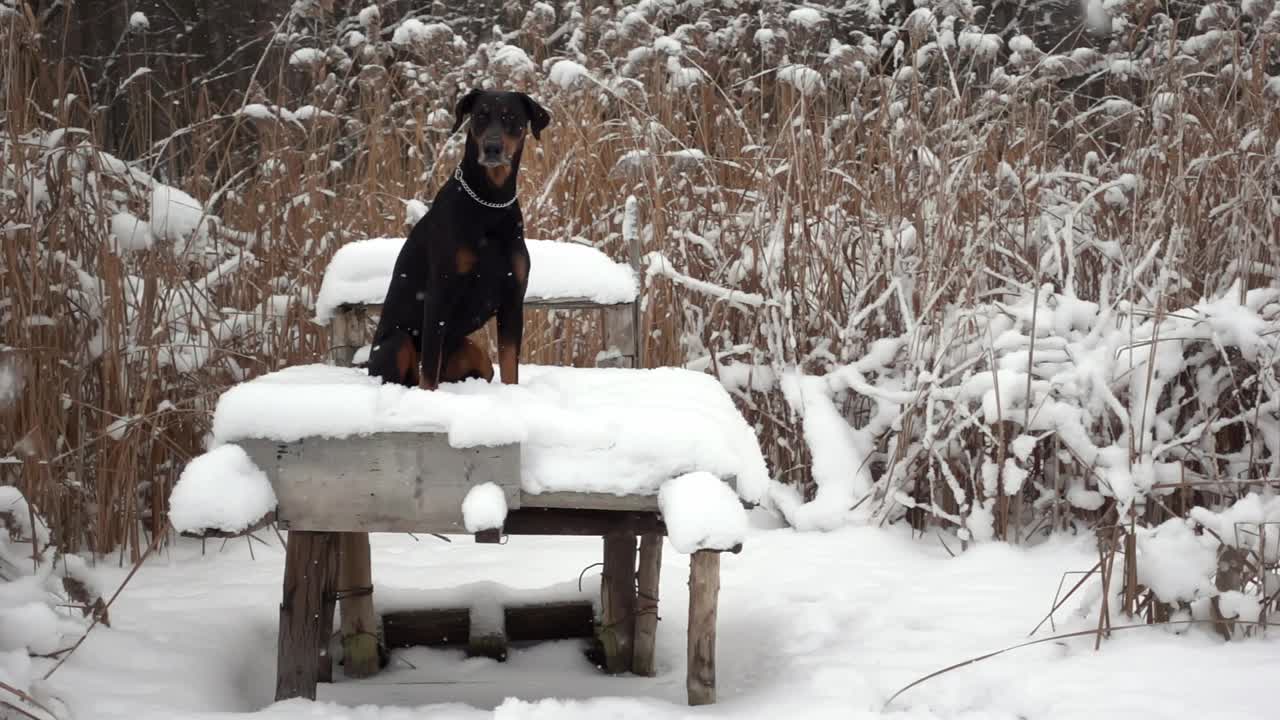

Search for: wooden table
xmin=243 ymin=433 xmax=731 ymax=707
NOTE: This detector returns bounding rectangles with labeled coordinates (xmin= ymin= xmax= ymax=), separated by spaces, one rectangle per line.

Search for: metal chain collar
xmin=454 ymin=167 xmax=517 ymax=209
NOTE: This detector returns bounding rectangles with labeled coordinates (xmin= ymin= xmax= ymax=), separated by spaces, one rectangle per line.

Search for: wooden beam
xmin=275 ymin=531 xmax=340 ymax=702
xmin=687 ymin=550 xmax=719 ymax=706
xmin=502 ymin=508 xmax=664 ymax=536
xmin=342 ymin=299 xmax=636 ymax=316
xmin=519 ymin=490 xmax=658 ymax=512
xmin=178 ymin=511 xmax=276 ymax=539
xmin=338 ymin=532 xmax=381 ymax=678
xmin=505 ymin=601 xmax=595 ymax=643
xmin=632 ymin=533 xmax=663 ymax=676
xmin=241 ymin=434 xmax=520 ymax=534
xmin=380 ymin=602 xmax=595 ymax=650
xmin=599 ymin=532 xmax=637 ymax=674
xmin=383 ymin=608 xmax=469 ymax=648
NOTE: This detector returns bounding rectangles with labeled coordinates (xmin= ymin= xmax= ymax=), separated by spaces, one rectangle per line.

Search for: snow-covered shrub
xmin=1 ymin=487 xmax=105 ymax=716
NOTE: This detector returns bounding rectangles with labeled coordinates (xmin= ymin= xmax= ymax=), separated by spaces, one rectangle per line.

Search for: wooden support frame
xmin=598 ymin=303 xmax=638 ymax=369
xmin=338 ymin=532 xmax=380 ymax=678
xmin=599 ymin=532 xmax=637 ymax=674
xmin=686 ymin=550 xmax=720 ymax=706
xmin=275 ymin=530 xmax=340 ymax=701
xmin=632 ymin=533 xmax=663 ymax=676
xmin=382 ymin=601 xmax=595 ymax=650
xmin=328 ymin=311 xmax=383 ymax=681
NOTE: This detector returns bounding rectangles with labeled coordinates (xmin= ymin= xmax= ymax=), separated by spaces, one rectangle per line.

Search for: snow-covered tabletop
xmin=314 ymin=237 xmax=639 ymax=323
xmin=208 ymin=363 xmax=769 ymax=506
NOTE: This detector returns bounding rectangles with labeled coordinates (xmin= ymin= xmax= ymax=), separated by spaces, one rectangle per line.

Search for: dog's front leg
xmin=419 ymin=274 xmax=461 ymax=391
xmin=496 ymin=251 xmax=529 ymax=385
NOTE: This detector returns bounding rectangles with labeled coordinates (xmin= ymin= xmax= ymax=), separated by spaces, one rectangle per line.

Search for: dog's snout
xmin=482 ymin=140 xmax=502 ymax=157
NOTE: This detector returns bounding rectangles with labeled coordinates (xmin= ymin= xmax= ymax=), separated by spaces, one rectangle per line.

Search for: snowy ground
xmin=42 ymin=523 xmax=1280 ymax=720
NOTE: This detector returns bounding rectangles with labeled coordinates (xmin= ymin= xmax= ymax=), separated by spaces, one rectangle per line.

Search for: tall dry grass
xmin=2 ymin=0 xmax=1278 ymax=593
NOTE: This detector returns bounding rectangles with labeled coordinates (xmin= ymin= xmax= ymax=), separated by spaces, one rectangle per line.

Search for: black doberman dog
xmin=366 ymin=89 xmax=550 ymax=390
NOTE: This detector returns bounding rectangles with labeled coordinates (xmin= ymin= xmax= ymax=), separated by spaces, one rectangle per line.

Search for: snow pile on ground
xmin=461 ymin=483 xmax=508 ymax=533
xmin=313 ymin=238 xmax=639 ymax=323
xmin=657 ymin=472 xmax=747 ymax=553
xmin=1135 ymin=517 xmax=1219 ymax=604
xmin=168 ymin=444 xmax=278 ymax=535
xmin=211 ymin=363 xmax=771 ymax=503
xmin=0 ymin=487 xmax=106 ymax=718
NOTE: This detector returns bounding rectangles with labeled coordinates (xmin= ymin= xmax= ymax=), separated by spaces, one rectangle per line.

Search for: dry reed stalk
xmin=0 ymin=3 xmax=1275 ymax=565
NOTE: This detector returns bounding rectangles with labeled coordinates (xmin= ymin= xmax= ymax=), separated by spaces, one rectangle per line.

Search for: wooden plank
xmin=505 ymin=601 xmax=595 ymax=642
xmin=519 ymin=490 xmax=658 ymax=512
xmin=344 ymin=299 xmax=636 ymax=316
xmin=275 ymin=531 xmax=340 ymax=702
xmin=632 ymin=533 xmax=663 ymax=676
xmin=383 ymin=608 xmax=469 ymax=648
xmin=686 ymin=550 xmax=719 ymax=706
xmin=241 ymin=433 xmax=521 ymax=534
xmin=528 ymin=298 xmax=635 ymax=311
xmin=379 ymin=602 xmax=595 ymax=649
xmin=503 ymin=508 xmax=665 ymax=536
xmin=338 ymin=532 xmax=381 ymax=678
xmin=599 ymin=533 xmax=637 ymax=674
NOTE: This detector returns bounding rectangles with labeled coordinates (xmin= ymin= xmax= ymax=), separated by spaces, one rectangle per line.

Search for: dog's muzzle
xmin=479 ymin=132 xmax=511 ymax=168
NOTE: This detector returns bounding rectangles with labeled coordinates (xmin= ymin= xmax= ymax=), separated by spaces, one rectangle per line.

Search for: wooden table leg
xmin=276 ymin=530 xmax=340 ymax=702
xmin=632 ymin=532 xmax=662 ymax=676
xmin=600 ymin=531 xmax=637 ymax=674
xmin=338 ymin=531 xmax=382 ymax=678
xmin=687 ymin=550 xmax=719 ymax=705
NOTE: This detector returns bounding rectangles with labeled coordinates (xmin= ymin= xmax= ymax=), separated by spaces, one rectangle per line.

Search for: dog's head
xmin=452 ymin=89 xmax=550 ymax=185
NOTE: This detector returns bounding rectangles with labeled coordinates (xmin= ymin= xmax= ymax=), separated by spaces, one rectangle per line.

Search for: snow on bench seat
xmin=314 ymin=237 xmax=639 ymax=323
xmin=209 ymin=363 xmax=770 ymax=505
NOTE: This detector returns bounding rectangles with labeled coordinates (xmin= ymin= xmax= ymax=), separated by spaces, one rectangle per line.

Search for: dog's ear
xmin=451 ymin=88 xmax=483 ymax=134
xmin=518 ymin=93 xmax=551 ymax=140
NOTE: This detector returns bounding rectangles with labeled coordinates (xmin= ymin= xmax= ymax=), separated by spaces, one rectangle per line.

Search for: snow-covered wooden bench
xmin=313 ymin=236 xmax=643 ymax=369
xmin=172 ymin=237 xmax=772 ymax=707
xmin=208 ymin=363 xmax=768 ymax=704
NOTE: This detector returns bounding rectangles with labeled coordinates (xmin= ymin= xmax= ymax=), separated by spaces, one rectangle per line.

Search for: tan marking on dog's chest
xmin=511 ymin=252 xmax=529 ymax=287
xmin=484 ymin=164 xmax=512 ymax=187
xmin=455 ymin=246 xmax=478 ymax=274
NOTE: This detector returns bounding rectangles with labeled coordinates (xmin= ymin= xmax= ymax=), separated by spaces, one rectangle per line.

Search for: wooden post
xmin=275 ymin=531 xmax=340 ymax=702
xmin=626 ymin=198 xmax=643 ymax=369
xmin=687 ymin=550 xmax=720 ymax=706
xmin=317 ymin=565 xmax=337 ymax=684
xmin=599 ymin=532 xmax=637 ymax=674
xmin=338 ymin=532 xmax=381 ymax=678
xmin=632 ymin=532 xmax=662 ymax=676
xmin=327 ymin=307 xmax=382 ymax=679
xmin=468 ymin=596 xmax=508 ymax=661
xmin=328 ymin=304 xmax=369 ymax=367
xmin=599 ymin=304 xmax=637 ymax=369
